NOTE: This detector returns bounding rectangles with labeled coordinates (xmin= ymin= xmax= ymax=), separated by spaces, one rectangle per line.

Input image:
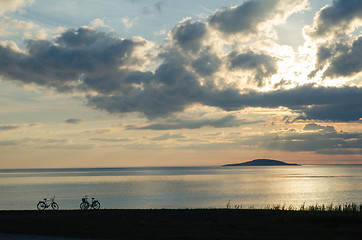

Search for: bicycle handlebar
xmin=83 ymin=196 xmax=96 ymax=200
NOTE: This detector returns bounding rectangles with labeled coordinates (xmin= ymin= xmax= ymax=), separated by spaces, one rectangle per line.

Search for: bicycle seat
xmin=91 ymin=197 xmax=95 ymax=200
xmin=44 ymin=198 xmax=47 ymax=201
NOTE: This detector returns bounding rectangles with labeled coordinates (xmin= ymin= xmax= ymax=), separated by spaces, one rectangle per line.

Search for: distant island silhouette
xmin=223 ymin=159 xmax=299 ymax=166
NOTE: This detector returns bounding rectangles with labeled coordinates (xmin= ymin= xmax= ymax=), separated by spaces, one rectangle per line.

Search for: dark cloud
xmin=203 ymin=85 xmax=362 ymax=122
xmin=154 ymin=1 xmax=163 ymax=13
xmin=305 ymin=0 xmax=362 ymax=39
xmin=228 ymin=51 xmax=278 ymax=87
xmin=87 ymin=48 xmax=205 ymax=119
xmin=130 ymin=115 xmax=263 ymax=130
xmin=2 ymin=28 xmax=361 ymax=122
xmin=0 ymin=140 xmax=19 ymax=146
xmin=208 ymin=0 xmax=305 ymax=36
xmin=308 ymin=45 xmax=334 ymax=78
xmin=148 ymin=133 xmax=185 ymax=141
xmin=171 ymin=20 xmax=207 ymax=52
xmin=0 ymin=138 xmax=68 ymax=147
xmin=87 ymin=83 xmax=361 ymax=121
xmin=82 ymin=129 xmax=111 ymax=135
xmin=0 ymin=4 xmax=360 ymax=123
xmin=209 ymin=0 xmax=273 ymax=35
xmin=0 ymin=125 xmax=19 ymax=131
xmin=0 ymin=124 xmax=38 ymax=131
xmin=303 ymin=124 xmax=336 ymax=133
xmin=298 ymin=101 xmax=361 ymax=122
xmin=273 ymin=79 xmax=291 ymax=89
xmin=65 ymin=118 xmax=82 ymax=124
xmin=323 ymin=36 xmax=362 ymax=78
xmin=307 ymin=0 xmax=362 ymax=79
xmin=0 ymin=27 xmax=145 ymax=93
xmin=310 ymin=36 xmax=362 ymax=79
xmin=78 ymin=48 xmax=352 ymax=122
xmin=192 ymin=49 xmax=221 ymax=76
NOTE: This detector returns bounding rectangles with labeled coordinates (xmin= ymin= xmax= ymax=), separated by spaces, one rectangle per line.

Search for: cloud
xmin=303 ymin=123 xmax=336 ymax=133
xmin=122 ymin=17 xmax=138 ymax=30
xmin=89 ymin=137 xmax=135 ymax=142
xmin=0 ymin=27 xmax=146 ymax=92
xmin=0 ymin=137 xmax=67 ymax=147
xmin=171 ymin=19 xmax=207 ymax=52
xmin=298 ymin=103 xmax=361 ymax=122
xmin=1 ymin=25 xmax=361 ymax=121
xmin=86 ymin=46 xmax=205 ymax=119
xmin=0 ymin=0 xmax=36 ymax=37
xmin=82 ymin=129 xmax=111 ymax=135
xmin=191 ymin=48 xmax=221 ymax=77
xmin=0 ymin=124 xmax=37 ymax=131
xmin=316 ymin=149 xmax=362 ymax=155
xmin=179 ymin=124 xmax=362 ymax=154
xmin=131 ymin=115 xmax=263 ymax=130
xmin=65 ymin=118 xmax=82 ymax=124
xmin=0 ymin=16 xmax=36 ymax=36
xmin=0 ymin=0 xmax=32 ymax=16
xmin=256 ymin=127 xmax=362 ymax=153
xmin=90 ymin=18 xmax=106 ymax=28
xmin=148 ymin=133 xmax=185 ymax=141
xmin=1 ymin=1 xmax=360 ymax=124
xmin=203 ymin=85 xmax=362 ymax=122
xmin=310 ymin=36 xmax=362 ymax=79
xmin=304 ymin=0 xmax=362 ymax=40
xmin=306 ymin=0 xmax=362 ymax=80
xmin=0 ymin=125 xmax=20 ymax=131
xmin=208 ymin=0 xmax=308 ymax=36
xmin=228 ymin=50 xmax=278 ymax=87
xmin=323 ymin=36 xmax=362 ymax=78
xmin=154 ymin=1 xmax=163 ymax=13
xmin=0 ymin=140 xmax=19 ymax=146
xmin=39 ymin=143 xmax=94 ymax=150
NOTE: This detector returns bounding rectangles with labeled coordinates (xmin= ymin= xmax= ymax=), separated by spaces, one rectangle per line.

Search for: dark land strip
xmin=0 ymin=209 xmax=362 ymax=239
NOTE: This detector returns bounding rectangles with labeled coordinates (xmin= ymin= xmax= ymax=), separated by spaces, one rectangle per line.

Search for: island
xmin=222 ymin=159 xmax=299 ymax=166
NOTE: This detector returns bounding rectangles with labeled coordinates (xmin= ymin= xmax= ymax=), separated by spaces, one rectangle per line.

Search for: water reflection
xmin=0 ymin=165 xmax=361 ymax=210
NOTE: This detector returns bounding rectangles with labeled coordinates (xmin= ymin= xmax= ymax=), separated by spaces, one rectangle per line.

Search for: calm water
xmin=0 ymin=165 xmax=362 ymax=210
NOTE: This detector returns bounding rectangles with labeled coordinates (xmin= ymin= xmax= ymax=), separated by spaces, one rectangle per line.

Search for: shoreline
xmin=1 ymin=209 xmax=362 ymax=239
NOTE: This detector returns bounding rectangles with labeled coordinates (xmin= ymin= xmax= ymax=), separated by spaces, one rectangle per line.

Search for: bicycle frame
xmin=80 ymin=196 xmax=100 ymax=210
xmin=37 ymin=196 xmax=59 ymax=210
xmin=45 ymin=197 xmax=55 ymax=207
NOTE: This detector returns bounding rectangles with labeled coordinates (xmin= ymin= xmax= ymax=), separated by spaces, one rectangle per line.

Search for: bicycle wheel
xmin=80 ymin=202 xmax=89 ymax=210
xmin=37 ymin=201 xmax=46 ymax=210
xmin=92 ymin=201 xmax=100 ymax=210
xmin=51 ymin=202 xmax=59 ymax=210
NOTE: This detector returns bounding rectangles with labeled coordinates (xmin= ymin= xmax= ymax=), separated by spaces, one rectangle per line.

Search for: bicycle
xmin=37 ymin=196 xmax=59 ymax=210
xmin=80 ymin=196 xmax=100 ymax=210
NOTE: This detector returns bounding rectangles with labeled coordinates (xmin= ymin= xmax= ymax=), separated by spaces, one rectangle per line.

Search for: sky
xmin=0 ymin=0 xmax=361 ymax=168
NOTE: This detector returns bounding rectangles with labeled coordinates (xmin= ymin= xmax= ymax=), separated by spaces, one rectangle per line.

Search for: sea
xmin=1 ymin=165 xmax=362 ymax=210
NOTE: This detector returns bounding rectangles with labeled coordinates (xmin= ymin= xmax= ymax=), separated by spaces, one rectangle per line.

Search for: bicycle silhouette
xmin=80 ymin=195 xmax=100 ymax=210
xmin=37 ymin=196 xmax=59 ymax=210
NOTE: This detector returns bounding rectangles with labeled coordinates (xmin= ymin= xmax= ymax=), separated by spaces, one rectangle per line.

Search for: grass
xmin=225 ymin=201 xmax=362 ymax=212
xmin=1 ymin=208 xmax=362 ymax=239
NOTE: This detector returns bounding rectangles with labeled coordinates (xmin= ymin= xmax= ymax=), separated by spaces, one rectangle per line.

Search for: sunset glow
xmin=0 ymin=0 xmax=361 ymax=168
